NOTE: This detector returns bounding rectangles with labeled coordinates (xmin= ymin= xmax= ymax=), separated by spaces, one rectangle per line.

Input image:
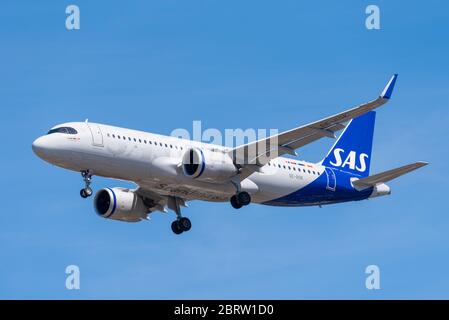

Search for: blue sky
xmin=0 ymin=0 xmax=448 ymax=299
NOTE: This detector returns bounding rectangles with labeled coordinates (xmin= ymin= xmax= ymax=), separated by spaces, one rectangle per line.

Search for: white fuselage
xmin=32 ymin=121 xmax=328 ymax=205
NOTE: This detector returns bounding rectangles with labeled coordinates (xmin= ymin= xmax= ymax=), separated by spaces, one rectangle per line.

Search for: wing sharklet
xmin=380 ymin=74 xmax=398 ymax=99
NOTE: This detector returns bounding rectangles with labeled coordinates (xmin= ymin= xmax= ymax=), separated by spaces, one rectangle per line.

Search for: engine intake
xmin=181 ymin=148 xmax=237 ymax=183
xmin=94 ymin=188 xmax=148 ymax=222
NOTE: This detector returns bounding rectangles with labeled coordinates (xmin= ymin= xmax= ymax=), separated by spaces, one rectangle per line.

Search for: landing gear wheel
xmin=230 ymin=192 xmax=251 ymax=209
xmin=171 ymin=220 xmax=184 ymax=235
xmin=80 ymin=187 xmax=92 ymax=199
xmin=179 ymin=217 xmax=192 ymax=232
xmin=80 ymin=189 xmax=88 ymax=198
xmin=237 ymin=191 xmax=251 ymax=206
xmin=80 ymin=170 xmax=93 ymax=199
xmin=169 ymin=197 xmax=192 ymax=235
xmin=230 ymin=195 xmax=243 ymax=209
xmin=85 ymin=187 xmax=93 ymax=197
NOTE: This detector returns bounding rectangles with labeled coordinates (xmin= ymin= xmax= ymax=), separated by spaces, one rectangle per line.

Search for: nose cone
xmin=32 ymin=136 xmax=54 ymax=160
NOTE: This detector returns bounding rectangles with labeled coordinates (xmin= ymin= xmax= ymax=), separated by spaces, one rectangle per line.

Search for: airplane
xmin=32 ymin=74 xmax=428 ymax=235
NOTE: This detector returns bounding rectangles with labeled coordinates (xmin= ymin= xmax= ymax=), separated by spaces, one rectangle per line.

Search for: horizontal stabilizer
xmin=352 ymin=161 xmax=428 ymax=188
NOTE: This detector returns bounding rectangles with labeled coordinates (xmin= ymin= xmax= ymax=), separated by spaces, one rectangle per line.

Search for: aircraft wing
xmin=229 ymin=74 xmax=398 ymax=179
xmin=352 ymin=161 xmax=428 ymax=188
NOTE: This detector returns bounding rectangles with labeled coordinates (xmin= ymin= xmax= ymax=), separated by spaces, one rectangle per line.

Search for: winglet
xmin=380 ymin=74 xmax=398 ymax=99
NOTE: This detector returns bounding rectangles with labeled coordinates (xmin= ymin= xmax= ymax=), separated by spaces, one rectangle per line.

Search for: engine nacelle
xmin=94 ymin=188 xmax=148 ymax=222
xmin=182 ymin=148 xmax=238 ymax=183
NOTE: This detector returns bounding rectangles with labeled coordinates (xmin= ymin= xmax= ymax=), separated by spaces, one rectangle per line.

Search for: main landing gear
xmin=230 ymin=191 xmax=251 ymax=209
xmin=168 ymin=197 xmax=192 ymax=235
xmin=171 ymin=217 xmax=192 ymax=235
xmin=80 ymin=170 xmax=93 ymax=199
xmin=229 ymin=179 xmax=252 ymax=209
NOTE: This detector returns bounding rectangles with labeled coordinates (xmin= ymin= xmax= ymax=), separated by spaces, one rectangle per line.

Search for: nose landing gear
xmin=80 ymin=170 xmax=93 ymax=199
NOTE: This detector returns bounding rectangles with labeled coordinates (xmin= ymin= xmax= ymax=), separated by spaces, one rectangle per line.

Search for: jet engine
xmin=181 ymin=148 xmax=238 ymax=183
xmin=94 ymin=188 xmax=148 ymax=222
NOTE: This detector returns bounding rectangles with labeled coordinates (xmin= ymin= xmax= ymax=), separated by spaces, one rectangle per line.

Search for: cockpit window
xmin=47 ymin=127 xmax=78 ymax=135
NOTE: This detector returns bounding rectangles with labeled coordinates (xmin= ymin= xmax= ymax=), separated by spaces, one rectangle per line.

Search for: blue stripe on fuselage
xmin=263 ymin=168 xmax=373 ymax=207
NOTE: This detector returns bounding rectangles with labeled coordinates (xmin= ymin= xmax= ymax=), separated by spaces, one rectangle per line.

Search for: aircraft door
xmin=325 ymin=167 xmax=336 ymax=191
xmin=87 ymin=123 xmax=104 ymax=147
